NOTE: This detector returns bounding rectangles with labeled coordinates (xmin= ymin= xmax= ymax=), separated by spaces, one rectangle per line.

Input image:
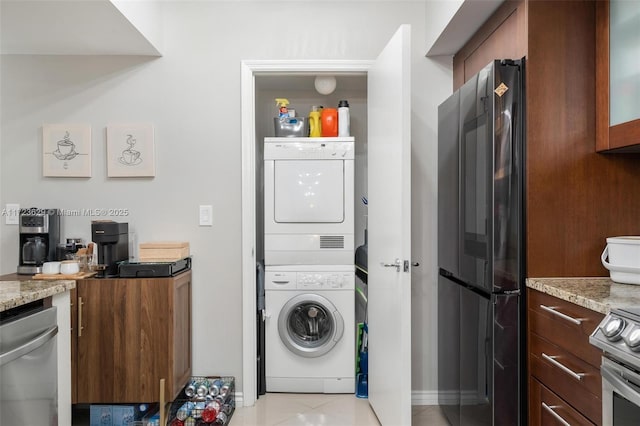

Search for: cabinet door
xmin=596 ymin=0 xmax=640 ymax=152
xmin=171 ymin=271 xmax=192 ymax=399
xmin=75 ymin=273 xmax=191 ymax=403
xmin=530 ymin=378 xmax=596 ymax=426
xmin=70 ymin=287 xmax=77 ymax=404
xmin=76 ymin=278 xmax=143 ymax=403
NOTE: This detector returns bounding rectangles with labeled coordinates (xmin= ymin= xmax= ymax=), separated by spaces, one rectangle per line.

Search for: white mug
xmin=60 ymin=261 xmax=80 ymax=275
xmin=42 ymin=261 xmax=61 ymax=275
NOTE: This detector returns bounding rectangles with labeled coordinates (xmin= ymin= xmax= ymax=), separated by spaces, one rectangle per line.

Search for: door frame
xmin=241 ymin=60 xmax=372 ymax=406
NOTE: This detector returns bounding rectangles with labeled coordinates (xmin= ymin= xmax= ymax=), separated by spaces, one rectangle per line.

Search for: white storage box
xmin=601 ymin=236 xmax=640 ymax=285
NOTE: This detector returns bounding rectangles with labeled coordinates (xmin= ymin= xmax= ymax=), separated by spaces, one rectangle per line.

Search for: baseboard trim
xmin=235 ymin=392 xmax=244 ymax=407
xmin=247 ymin=390 xmax=452 ymax=407
xmin=411 ymin=390 xmax=440 ymax=405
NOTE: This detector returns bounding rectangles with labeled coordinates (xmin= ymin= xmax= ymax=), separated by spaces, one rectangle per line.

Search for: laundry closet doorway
xmin=240 ymin=23 xmax=412 ymax=426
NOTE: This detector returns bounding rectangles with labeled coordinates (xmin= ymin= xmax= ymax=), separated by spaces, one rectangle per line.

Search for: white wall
xmin=0 ymin=0 xmax=453 ymax=398
xmin=111 ymin=0 xmax=164 ymax=54
xmin=423 ymin=0 xmax=464 ymax=54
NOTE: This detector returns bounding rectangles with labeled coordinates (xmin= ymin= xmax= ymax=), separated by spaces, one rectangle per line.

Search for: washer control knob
xmin=602 ymin=316 xmax=626 ymax=341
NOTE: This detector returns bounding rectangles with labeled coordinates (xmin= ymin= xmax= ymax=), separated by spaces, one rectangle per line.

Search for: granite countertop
xmin=526 ymin=277 xmax=640 ymax=314
xmin=0 ymin=280 xmax=76 ymax=312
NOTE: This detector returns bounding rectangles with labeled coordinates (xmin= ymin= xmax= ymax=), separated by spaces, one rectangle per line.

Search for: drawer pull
xmin=78 ymin=297 xmax=84 ymax=338
xmin=540 ymin=304 xmax=583 ymax=325
xmin=542 ymin=403 xmax=571 ymax=426
xmin=542 ymin=353 xmax=585 ymax=381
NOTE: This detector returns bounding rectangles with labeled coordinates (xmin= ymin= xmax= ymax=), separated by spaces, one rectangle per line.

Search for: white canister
xmin=42 ymin=261 xmax=61 ymax=275
xmin=338 ymin=100 xmax=350 ymax=137
xmin=60 ymin=260 xmax=80 ymax=275
xmin=601 ymin=236 xmax=640 ymax=285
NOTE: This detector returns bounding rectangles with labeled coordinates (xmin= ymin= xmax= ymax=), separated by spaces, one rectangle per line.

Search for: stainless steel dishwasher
xmin=1 ymin=303 xmax=58 ymax=426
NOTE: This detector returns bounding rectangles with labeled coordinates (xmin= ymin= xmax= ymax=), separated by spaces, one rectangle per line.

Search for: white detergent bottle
xmin=338 ymin=100 xmax=350 ymax=137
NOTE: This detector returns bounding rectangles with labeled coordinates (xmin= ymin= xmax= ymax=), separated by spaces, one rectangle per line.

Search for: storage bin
xmin=166 ymin=376 xmax=235 ymax=425
xmin=274 ymin=117 xmax=307 ymax=137
xmin=88 ymin=404 xmax=157 ymax=426
xmin=139 ymin=241 xmax=189 ymax=262
xmin=601 ymin=236 xmax=640 ymax=285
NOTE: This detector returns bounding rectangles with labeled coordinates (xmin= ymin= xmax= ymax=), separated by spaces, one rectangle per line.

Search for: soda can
xmin=176 ymin=401 xmax=195 ymax=421
xmin=201 ymin=401 xmax=219 ymax=423
xmin=219 ymin=381 xmax=231 ymax=397
xmin=184 ymin=417 xmax=196 ymax=426
xmin=192 ymin=401 xmax=206 ymax=419
xmin=184 ymin=380 xmax=197 ymax=398
xmin=213 ymin=394 xmax=227 ymax=407
xmin=213 ymin=411 xmax=228 ymax=425
xmin=209 ymin=378 xmax=224 ymax=397
xmin=196 ymin=380 xmax=210 ymax=398
xmin=221 ymin=401 xmax=234 ymax=415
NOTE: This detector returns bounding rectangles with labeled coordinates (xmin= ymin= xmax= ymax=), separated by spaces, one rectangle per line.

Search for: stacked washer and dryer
xmin=264 ymin=136 xmax=356 ymax=393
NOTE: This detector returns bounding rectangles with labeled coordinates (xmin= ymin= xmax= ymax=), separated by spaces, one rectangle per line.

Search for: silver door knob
xmin=381 ymin=258 xmax=401 ymax=272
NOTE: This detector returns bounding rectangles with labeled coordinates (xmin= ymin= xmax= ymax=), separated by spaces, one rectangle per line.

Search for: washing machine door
xmin=278 ymin=293 xmax=344 ymax=358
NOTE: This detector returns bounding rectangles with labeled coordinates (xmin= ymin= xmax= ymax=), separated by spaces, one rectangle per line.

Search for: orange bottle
xmin=321 ymin=108 xmax=338 ymax=137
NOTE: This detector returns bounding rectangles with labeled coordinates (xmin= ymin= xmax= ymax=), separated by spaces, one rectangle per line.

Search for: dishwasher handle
xmin=0 ymin=325 xmax=58 ymax=367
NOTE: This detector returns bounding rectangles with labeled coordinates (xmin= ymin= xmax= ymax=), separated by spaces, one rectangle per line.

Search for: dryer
xmin=265 ymin=265 xmax=355 ymax=393
xmin=264 ymin=137 xmax=354 ymax=265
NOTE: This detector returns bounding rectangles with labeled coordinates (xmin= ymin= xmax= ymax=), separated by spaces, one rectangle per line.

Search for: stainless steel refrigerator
xmin=437 ymin=59 xmax=526 ymax=426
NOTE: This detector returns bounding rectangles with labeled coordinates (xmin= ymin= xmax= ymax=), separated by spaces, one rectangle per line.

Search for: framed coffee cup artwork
xmin=42 ymin=124 xmax=92 ymax=177
xmin=106 ymin=123 xmax=155 ymax=177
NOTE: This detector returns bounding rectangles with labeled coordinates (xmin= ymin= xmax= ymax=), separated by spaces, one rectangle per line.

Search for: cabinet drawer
xmin=530 ymin=378 xmax=597 ymax=426
xmin=530 ymin=333 xmax=602 ymax=424
xmin=528 ymin=289 xmax=604 ymax=367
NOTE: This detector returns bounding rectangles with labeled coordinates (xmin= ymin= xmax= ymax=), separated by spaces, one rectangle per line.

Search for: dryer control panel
xmin=264 ymin=139 xmax=355 ymax=160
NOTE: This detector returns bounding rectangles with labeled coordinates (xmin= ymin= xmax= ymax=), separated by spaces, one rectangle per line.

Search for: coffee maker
xmin=91 ymin=221 xmax=129 ymax=277
xmin=17 ymin=208 xmax=60 ymax=275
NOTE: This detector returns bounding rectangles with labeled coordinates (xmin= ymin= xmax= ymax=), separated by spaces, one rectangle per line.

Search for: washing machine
xmin=265 ymin=265 xmax=355 ymax=393
xmin=264 ymin=137 xmax=355 ymax=265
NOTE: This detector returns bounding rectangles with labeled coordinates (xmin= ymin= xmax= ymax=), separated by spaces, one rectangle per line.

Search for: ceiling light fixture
xmin=314 ymin=75 xmax=337 ymax=95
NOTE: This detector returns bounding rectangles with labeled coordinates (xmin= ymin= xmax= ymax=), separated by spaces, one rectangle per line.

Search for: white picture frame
xmin=42 ymin=124 xmax=92 ymax=177
xmin=106 ymin=123 xmax=155 ymax=177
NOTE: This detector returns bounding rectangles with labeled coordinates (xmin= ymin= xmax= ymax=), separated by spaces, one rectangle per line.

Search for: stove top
xmin=590 ymin=308 xmax=640 ymax=368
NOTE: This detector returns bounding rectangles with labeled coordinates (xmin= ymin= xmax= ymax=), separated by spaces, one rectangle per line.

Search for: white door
xmin=367 ymin=24 xmax=412 ymax=425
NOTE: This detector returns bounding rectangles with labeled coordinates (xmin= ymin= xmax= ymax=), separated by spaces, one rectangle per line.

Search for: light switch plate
xmin=5 ymin=203 xmax=20 ymax=225
xmin=199 ymin=205 xmax=213 ymax=226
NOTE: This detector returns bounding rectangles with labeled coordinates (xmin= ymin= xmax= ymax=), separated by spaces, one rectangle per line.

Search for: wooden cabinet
xmin=596 ymin=0 xmax=640 ymax=152
xmin=71 ymin=271 xmax=192 ymax=404
xmin=530 ymin=378 xmax=595 ymax=426
xmin=454 ymin=0 xmax=640 ymax=278
xmin=528 ymin=289 xmax=604 ymax=425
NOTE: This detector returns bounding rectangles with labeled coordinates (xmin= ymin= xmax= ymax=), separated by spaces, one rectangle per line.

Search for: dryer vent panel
xmin=320 ymin=235 xmax=345 ymax=249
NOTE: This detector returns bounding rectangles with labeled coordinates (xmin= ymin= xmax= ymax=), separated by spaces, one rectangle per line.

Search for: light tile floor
xmin=231 ymin=393 xmax=450 ymax=425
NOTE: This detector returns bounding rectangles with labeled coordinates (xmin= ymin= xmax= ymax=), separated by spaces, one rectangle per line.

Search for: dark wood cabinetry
xmin=454 ymin=0 xmax=640 ymax=278
xmin=530 ymin=378 xmax=596 ymax=426
xmin=71 ymin=271 xmax=192 ymax=404
xmin=596 ymin=0 xmax=640 ymax=152
xmin=528 ymin=289 xmax=604 ymax=425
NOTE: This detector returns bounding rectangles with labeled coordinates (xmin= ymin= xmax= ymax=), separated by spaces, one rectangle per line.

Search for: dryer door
xmin=277 ymin=293 xmax=344 ymax=358
xmin=274 ymin=160 xmax=345 ymax=223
